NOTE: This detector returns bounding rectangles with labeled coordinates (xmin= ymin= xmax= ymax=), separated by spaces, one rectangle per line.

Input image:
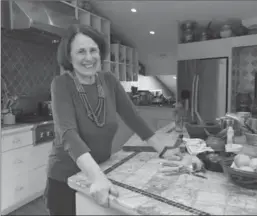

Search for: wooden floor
xmin=8 ymin=197 xmax=49 ymax=215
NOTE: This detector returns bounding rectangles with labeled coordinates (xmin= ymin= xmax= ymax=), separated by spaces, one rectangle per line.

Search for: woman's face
xmin=70 ymin=33 xmax=101 ymax=77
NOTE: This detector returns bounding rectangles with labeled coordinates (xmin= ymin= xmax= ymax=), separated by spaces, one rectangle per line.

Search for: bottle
xmin=226 ymin=126 xmax=234 ymax=147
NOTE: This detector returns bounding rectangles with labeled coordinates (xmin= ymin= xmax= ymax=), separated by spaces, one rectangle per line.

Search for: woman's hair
xmin=57 ymin=24 xmax=108 ymax=71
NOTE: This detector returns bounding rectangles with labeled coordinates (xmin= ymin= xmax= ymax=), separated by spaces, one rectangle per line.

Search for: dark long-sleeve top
xmin=47 ymin=71 xmax=155 ymax=182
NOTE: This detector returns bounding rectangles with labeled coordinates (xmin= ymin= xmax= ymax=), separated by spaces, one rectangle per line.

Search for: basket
xmin=221 ymin=157 xmax=257 ymax=190
xmin=245 ymin=132 xmax=257 ymax=146
xmin=185 ymin=122 xmax=222 ymax=140
xmin=197 ymin=151 xmax=235 ymax=173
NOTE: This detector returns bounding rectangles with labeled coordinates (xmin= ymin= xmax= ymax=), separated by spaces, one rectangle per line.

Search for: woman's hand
xmin=146 ymin=133 xmax=183 ymax=160
xmin=89 ymin=175 xmax=119 ymax=207
xmin=162 ymin=148 xmax=183 ymax=161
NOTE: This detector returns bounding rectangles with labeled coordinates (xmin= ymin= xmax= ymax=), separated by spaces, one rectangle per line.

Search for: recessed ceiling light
xmin=131 ymin=8 xmax=137 ymax=12
xmin=173 ymin=76 xmax=177 ymax=79
xmin=149 ymin=31 xmax=155 ymax=35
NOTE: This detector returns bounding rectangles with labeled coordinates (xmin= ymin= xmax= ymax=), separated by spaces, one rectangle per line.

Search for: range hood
xmin=1 ymin=0 xmax=78 ymax=38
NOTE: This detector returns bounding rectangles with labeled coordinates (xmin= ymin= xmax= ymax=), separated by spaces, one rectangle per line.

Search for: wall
xmin=231 ymin=45 xmax=257 ymax=111
xmin=1 ymin=29 xmax=59 ymax=113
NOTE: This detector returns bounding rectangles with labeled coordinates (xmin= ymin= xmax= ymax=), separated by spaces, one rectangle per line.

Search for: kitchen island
xmin=68 ymin=122 xmax=257 ymax=215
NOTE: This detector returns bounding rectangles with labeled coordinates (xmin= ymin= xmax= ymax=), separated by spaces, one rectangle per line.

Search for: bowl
xmin=225 ymin=144 xmax=243 ymax=154
xmin=245 ymin=132 xmax=257 ymax=146
xmin=196 ymin=151 xmax=235 ymax=173
xmin=185 ymin=122 xmax=222 ymax=140
xmin=221 ymin=156 xmax=257 ymax=190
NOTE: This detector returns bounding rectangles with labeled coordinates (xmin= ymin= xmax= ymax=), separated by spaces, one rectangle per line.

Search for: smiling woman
xmin=44 ymin=23 xmax=181 ymax=216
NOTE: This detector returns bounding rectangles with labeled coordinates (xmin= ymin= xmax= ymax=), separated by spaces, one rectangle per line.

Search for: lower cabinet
xmin=138 ymin=107 xmax=176 ymax=132
xmin=1 ymin=139 xmax=52 ymax=215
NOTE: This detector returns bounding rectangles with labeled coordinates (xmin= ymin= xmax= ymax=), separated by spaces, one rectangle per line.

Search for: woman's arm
xmin=51 ymin=77 xmax=105 ymax=180
xmin=108 ymin=73 xmax=165 ymax=152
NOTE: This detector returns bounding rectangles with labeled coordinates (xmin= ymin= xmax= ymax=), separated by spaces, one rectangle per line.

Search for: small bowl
xmin=245 ymin=132 xmax=257 ymax=146
xmin=225 ymin=144 xmax=243 ymax=154
xmin=196 ymin=151 xmax=236 ymax=173
xmin=185 ymin=122 xmax=222 ymax=140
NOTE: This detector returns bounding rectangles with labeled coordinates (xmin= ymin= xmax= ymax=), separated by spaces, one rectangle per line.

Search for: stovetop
xmin=16 ymin=114 xmax=53 ymax=124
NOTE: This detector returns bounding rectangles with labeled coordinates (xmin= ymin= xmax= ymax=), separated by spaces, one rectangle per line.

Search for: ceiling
xmin=91 ymin=1 xmax=257 ymax=55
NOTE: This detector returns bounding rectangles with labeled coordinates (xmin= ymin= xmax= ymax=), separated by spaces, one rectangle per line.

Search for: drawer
xmin=2 ymin=130 xmax=33 ymax=152
xmin=1 ymin=172 xmax=29 ymax=212
xmin=29 ymin=142 xmax=53 ymax=170
xmin=2 ymin=145 xmax=32 ymax=176
xmin=28 ymin=165 xmax=48 ymax=196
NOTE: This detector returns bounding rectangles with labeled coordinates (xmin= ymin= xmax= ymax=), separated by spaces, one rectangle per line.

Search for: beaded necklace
xmin=69 ymin=72 xmax=106 ymax=127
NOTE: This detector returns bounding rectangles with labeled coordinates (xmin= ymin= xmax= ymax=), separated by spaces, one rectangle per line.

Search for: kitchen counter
xmin=1 ymin=120 xmax=53 ymax=135
xmin=136 ymin=104 xmax=175 ymax=110
xmin=68 ymin=122 xmax=257 ymax=215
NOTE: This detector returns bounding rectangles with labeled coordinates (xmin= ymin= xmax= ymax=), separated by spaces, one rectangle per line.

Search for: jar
xmin=200 ymin=31 xmax=208 ymax=41
xmin=236 ymin=92 xmax=252 ymax=112
xmin=184 ymin=29 xmax=194 ymax=43
xmin=220 ymin=24 xmax=233 ymax=38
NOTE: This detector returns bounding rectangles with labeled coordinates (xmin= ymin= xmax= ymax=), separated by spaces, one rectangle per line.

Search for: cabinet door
xmin=156 ymin=119 xmax=172 ymax=130
xmin=29 ymin=142 xmax=53 ymax=170
xmin=1 ymin=172 xmax=29 ymax=211
xmin=2 ymin=145 xmax=32 ymax=176
xmin=28 ymin=165 xmax=47 ymax=196
xmin=2 ymin=130 xmax=33 ymax=152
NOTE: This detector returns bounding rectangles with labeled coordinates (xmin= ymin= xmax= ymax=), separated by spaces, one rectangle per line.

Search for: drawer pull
xmin=15 ymin=186 xmax=24 ymax=192
xmin=14 ymin=159 xmax=23 ymax=164
xmin=13 ymin=138 xmax=21 ymax=145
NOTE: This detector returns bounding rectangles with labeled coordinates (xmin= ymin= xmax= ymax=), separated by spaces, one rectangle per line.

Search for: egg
xmin=234 ymin=154 xmax=251 ymax=168
xmin=239 ymin=166 xmax=254 ymax=172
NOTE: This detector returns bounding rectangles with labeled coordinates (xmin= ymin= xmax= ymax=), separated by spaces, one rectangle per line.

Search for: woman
xmin=44 ymin=24 xmax=180 ymax=215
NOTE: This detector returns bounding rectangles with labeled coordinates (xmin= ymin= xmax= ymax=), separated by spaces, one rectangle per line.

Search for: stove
xmin=16 ymin=114 xmax=53 ymax=124
xmin=16 ymin=114 xmax=55 ymax=145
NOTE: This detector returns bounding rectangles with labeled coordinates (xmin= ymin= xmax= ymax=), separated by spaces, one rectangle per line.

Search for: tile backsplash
xmin=231 ymin=45 xmax=257 ymax=111
xmin=1 ymin=29 xmax=59 ymax=112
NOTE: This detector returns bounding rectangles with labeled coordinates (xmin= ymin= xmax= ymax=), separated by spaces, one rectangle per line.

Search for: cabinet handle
xmin=15 ymin=186 xmax=24 ymax=192
xmin=14 ymin=159 xmax=23 ymax=164
xmin=13 ymin=137 xmax=21 ymax=145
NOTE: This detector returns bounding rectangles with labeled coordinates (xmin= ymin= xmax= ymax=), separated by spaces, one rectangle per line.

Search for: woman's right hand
xmin=89 ymin=175 xmax=119 ymax=207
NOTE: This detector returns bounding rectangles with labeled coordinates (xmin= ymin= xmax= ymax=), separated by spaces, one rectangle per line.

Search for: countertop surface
xmin=68 ymin=122 xmax=257 ymax=215
xmin=136 ymin=104 xmax=175 ymax=110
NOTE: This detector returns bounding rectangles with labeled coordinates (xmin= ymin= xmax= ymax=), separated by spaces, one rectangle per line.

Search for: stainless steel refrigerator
xmin=177 ymin=57 xmax=228 ymax=123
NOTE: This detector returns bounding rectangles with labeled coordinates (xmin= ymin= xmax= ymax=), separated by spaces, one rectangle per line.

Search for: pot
xmin=220 ymin=24 xmax=233 ymax=38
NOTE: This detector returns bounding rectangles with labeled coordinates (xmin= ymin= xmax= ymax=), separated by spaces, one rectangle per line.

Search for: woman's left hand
xmin=146 ymin=133 xmax=183 ymax=160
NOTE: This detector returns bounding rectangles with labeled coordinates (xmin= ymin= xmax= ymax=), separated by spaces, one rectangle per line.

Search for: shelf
xmin=178 ymin=34 xmax=257 ymax=60
xmin=110 ymin=44 xmax=139 ymax=82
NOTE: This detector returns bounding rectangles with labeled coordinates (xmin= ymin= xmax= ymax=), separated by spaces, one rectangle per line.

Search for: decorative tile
xmin=1 ymin=29 xmax=59 ymax=107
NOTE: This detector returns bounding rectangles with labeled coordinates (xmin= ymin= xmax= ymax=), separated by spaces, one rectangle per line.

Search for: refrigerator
xmin=177 ymin=57 xmax=228 ymax=123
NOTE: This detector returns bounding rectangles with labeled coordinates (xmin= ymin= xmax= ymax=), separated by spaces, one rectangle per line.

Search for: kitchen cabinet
xmin=137 ymin=106 xmax=176 ymax=131
xmin=1 ymin=126 xmax=52 ymax=215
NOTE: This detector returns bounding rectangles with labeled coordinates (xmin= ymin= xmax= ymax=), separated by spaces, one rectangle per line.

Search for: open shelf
xmin=110 ymin=44 xmax=139 ymax=81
